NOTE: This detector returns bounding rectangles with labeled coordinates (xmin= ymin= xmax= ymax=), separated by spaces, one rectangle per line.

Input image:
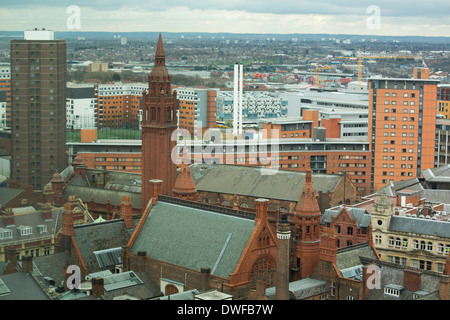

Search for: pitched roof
xmin=336 ymin=243 xmax=379 ymax=273
xmin=0 ymin=206 xmax=63 ymax=245
xmin=130 ymin=199 xmax=255 ymax=279
xmin=73 ymin=219 xmax=135 ymax=273
xmin=422 ymin=164 xmax=450 ymax=182
xmin=0 ymin=272 xmax=49 ymax=300
xmin=190 ymin=163 xmax=343 ymax=202
xmin=389 ymin=215 xmax=450 ymax=238
xmin=64 ymin=185 xmax=141 ymax=209
xmin=265 ymin=277 xmax=328 ymax=300
xmin=322 ymin=206 xmax=372 ymax=229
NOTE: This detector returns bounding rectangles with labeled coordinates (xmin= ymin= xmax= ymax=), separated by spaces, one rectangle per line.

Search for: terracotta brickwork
xmin=141 ymin=34 xmax=178 ymax=208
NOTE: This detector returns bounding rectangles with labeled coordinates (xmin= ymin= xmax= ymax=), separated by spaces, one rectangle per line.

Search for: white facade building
xmin=66 ymin=83 xmax=96 ymax=130
xmin=217 ymin=91 xmax=288 ymax=121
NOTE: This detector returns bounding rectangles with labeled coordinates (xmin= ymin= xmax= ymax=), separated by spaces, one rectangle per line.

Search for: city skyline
xmin=1 ymin=1 xmax=450 ymax=37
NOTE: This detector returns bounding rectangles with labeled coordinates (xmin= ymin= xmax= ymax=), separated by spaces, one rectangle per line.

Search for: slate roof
xmin=0 ymin=272 xmax=49 ymax=300
xmin=336 ymin=243 xmax=379 ymax=273
xmin=362 ymin=259 xmax=443 ymax=300
xmin=189 ymin=163 xmax=343 ymax=201
xmin=419 ymin=189 xmax=450 ymax=205
xmin=0 ymin=187 xmax=24 ymax=206
xmin=130 ymin=199 xmax=256 ymax=279
xmin=64 ymin=185 xmax=141 ymax=209
xmin=73 ymin=218 xmax=136 ymax=273
xmin=0 ymin=206 xmax=63 ymax=246
xmin=322 ymin=206 xmax=372 ymax=229
xmin=389 ymin=215 xmax=450 ymax=238
xmin=422 ymin=164 xmax=450 ymax=182
xmin=265 ymin=277 xmax=328 ymax=300
xmin=33 ymin=252 xmax=76 ymax=286
xmin=101 ymin=270 xmax=161 ymax=300
xmin=63 ymin=170 xmax=142 ymax=209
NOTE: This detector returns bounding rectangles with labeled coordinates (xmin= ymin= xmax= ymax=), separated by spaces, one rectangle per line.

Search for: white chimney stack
xmin=233 ymin=63 xmax=244 ymax=136
xmin=239 ymin=64 xmax=243 ymax=135
xmin=233 ymin=64 xmax=238 ymax=136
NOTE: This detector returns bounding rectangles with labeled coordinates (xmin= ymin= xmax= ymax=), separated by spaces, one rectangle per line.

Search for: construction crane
xmin=339 ymin=49 xmax=421 ymax=89
xmin=313 ymin=63 xmax=335 ymax=88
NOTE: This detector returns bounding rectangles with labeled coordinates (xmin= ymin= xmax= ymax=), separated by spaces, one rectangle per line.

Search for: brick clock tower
xmin=141 ymin=34 xmax=178 ymax=210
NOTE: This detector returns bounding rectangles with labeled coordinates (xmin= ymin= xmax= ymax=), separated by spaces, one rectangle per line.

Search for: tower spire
xmin=295 ymin=164 xmax=320 ymax=214
xmin=141 ymin=33 xmax=178 ymax=208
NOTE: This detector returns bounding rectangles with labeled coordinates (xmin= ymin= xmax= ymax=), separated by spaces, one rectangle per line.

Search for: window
xmin=384 ymin=286 xmax=401 ymax=297
xmin=18 ymin=225 xmax=32 ymax=236
xmin=0 ymin=228 xmax=13 ymax=239
xmin=402 ymin=239 xmax=408 ymax=248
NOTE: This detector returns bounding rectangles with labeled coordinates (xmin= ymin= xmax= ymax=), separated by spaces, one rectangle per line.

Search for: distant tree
xmin=112 ymin=73 xmax=121 ymax=81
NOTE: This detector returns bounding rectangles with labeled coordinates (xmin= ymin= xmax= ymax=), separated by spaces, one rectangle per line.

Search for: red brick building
xmin=141 ymin=34 xmax=178 ymax=208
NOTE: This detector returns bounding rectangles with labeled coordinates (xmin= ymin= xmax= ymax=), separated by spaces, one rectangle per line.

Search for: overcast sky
xmin=1 ymin=0 xmax=449 ymax=37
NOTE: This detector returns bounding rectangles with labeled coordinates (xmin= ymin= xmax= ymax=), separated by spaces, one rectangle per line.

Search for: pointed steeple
xmin=155 ymin=33 xmax=165 ymax=59
xmin=151 ymin=33 xmax=169 ymax=78
xmin=295 ymin=164 xmax=320 ymax=214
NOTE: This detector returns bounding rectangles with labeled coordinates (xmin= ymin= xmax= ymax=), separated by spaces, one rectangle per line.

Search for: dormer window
xmin=37 ymin=225 xmax=47 ymax=234
xmin=384 ymin=284 xmax=403 ymax=297
xmin=17 ymin=225 xmax=32 ymax=236
xmin=0 ymin=228 xmax=13 ymax=240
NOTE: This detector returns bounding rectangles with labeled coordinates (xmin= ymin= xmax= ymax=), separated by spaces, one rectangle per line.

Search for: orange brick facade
xmin=369 ymin=68 xmax=439 ymax=191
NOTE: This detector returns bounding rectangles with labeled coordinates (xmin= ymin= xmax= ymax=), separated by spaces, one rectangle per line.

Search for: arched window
xmin=420 ymin=241 xmax=426 ymax=250
xmin=250 ymin=255 xmax=275 ymax=289
xmin=427 ymin=242 xmax=433 ymax=251
xmin=389 ymin=237 xmax=394 ymax=246
xmin=165 ymin=284 xmax=179 ymax=296
xmin=402 ymin=238 xmax=408 ymax=248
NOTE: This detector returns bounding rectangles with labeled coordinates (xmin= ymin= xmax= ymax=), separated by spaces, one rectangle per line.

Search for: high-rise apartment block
xmin=437 ymin=84 xmax=450 ymax=119
xmin=0 ymin=64 xmax=11 ymax=129
xmin=11 ymin=30 xmax=67 ymax=190
xmin=368 ymin=68 xmax=439 ymax=192
xmin=66 ymin=83 xmax=96 ymax=130
xmin=94 ymin=82 xmax=146 ymax=128
xmin=176 ymin=87 xmax=217 ymax=137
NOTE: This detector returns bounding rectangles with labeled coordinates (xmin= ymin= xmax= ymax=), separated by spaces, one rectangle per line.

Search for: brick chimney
xmin=149 ymin=179 xmax=163 ymax=204
xmin=42 ymin=202 xmax=53 ymax=220
xmin=21 ymin=255 xmax=33 ymax=273
xmin=3 ymin=247 xmax=18 ymax=274
xmin=137 ymin=250 xmax=147 ymax=272
xmin=3 ymin=208 xmax=14 ymax=226
xmin=275 ymin=213 xmax=290 ymax=300
xmin=120 ymin=195 xmax=133 ymax=229
xmin=201 ymin=267 xmax=211 ymax=291
xmin=8 ymin=179 xmax=18 ymax=189
xmin=92 ymin=277 xmax=105 ymax=298
xmin=62 ymin=203 xmax=74 ymax=237
xmin=254 ymin=198 xmax=269 ymax=224
xmin=403 ymin=269 xmax=421 ymax=292
xmin=51 ymin=171 xmax=65 ymax=205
